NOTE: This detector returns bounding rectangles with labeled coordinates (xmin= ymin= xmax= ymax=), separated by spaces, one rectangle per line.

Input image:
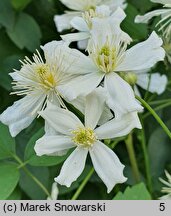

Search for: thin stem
xmin=143 ymin=101 xmax=171 ymax=119
xmin=140 ymin=118 xmax=153 ymax=194
xmin=125 ymin=133 xmax=140 ymax=183
xmin=13 ymin=154 xmax=51 ymax=197
xmin=136 ymin=95 xmax=171 ymax=139
xmin=148 ymin=99 xmax=171 ymax=105
xmin=71 ymin=168 xmax=94 ymax=200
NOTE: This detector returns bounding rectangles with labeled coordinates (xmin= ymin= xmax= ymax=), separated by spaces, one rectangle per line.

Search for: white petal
xmin=69 ymin=96 xmax=85 ymax=114
xmin=0 ymin=94 xmax=45 ymax=137
xmin=95 ymin=112 xmax=142 ymax=139
xmin=44 ymin=121 xmax=70 ymax=156
xmin=58 ymin=72 xmax=104 ymax=101
xmin=77 ymin=39 xmax=88 ymax=49
xmin=104 ymin=0 xmax=127 ymax=10
xmin=61 ymin=32 xmax=90 ymax=45
xmin=95 ymin=5 xmax=111 ymax=17
xmin=42 ymin=40 xmax=96 ymax=76
xmin=70 ymin=16 xmax=89 ymax=31
xmin=39 ymin=104 xmax=83 ymax=135
xmin=55 ymin=147 xmax=88 ymax=187
xmin=89 ymin=141 xmax=127 ymax=193
xmin=133 ymin=85 xmax=141 ymax=97
xmin=60 ymin=0 xmax=87 ymax=11
xmin=105 ymin=73 xmax=143 ymax=117
xmin=151 ymin=0 xmax=171 ymax=4
xmin=85 ymin=87 xmax=106 ymax=129
xmin=98 ymin=104 xmax=113 ymax=125
xmin=137 ymin=73 xmax=168 ymax=95
xmin=90 ymin=8 xmax=132 ymax=48
xmin=116 ymin=32 xmax=165 ymax=71
xmin=54 ymin=12 xmax=80 ymax=32
xmin=135 ymin=9 xmax=169 ymax=23
xmin=34 ymin=135 xmax=74 ymax=156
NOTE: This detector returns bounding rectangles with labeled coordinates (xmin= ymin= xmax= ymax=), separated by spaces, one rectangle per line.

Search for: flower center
xmin=71 ymin=127 xmax=97 ymax=148
xmin=91 ymin=44 xmax=117 ymax=73
xmin=119 ymin=72 xmax=138 ymax=85
xmin=36 ymin=64 xmax=57 ymax=90
xmin=82 ymin=8 xmax=106 ymax=29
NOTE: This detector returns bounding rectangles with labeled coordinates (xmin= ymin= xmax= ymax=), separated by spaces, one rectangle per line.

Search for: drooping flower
xmin=119 ymin=69 xmax=168 ymax=96
xmin=54 ymin=0 xmax=127 ymax=33
xmin=61 ymin=7 xmax=131 ymax=49
xmin=159 ymin=170 xmax=171 ymax=200
xmin=57 ymin=18 xmax=165 ymax=117
xmin=0 ymin=41 xmax=92 ymax=137
xmin=135 ymin=0 xmax=171 ymax=38
xmin=34 ymin=90 xmax=142 ymax=193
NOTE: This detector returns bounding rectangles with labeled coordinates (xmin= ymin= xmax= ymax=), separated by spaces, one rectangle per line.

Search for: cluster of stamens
xmin=82 ymin=8 xmax=105 ymax=29
xmin=35 ymin=63 xmax=57 ymax=90
xmin=71 ymin=127 xmax=97 ymax=148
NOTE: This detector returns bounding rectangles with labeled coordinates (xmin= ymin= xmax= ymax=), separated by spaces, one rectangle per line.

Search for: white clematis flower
xmin=119 ymin=69 xmax=168 ymax=96
xmin=135 ymin=0 xmax=171 ymax=38
xmin=159 ymin=170 xmax=171 ymax=200
xmin=54 ymin=0 xmax=126 ymax=33
xmin=61 ymin=7 xmax=131 ymax=49
xmin=57 ymin=18 xmax=165 ymax=117
xmin=0 ymin=41 xmax=91 ymax=137
xmin=35 ymin=91 xmax=142 ymax=193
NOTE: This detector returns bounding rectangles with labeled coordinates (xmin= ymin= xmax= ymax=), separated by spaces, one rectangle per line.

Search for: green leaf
xmin=128 ymin=0 xmax=155 ymax=13
xmin=25 ymin=128 xmax=70 ymax=166
xmin=113 ymin=183 xmax=151 ymax=200
xmin=0 ymin=122 xmax=16 ymax=160
xmin=121 ymin=4 xmax=148 ymax=40
xmin=148 ymin=121 xmax=171 ymax=191
xmin=11 ymin=0 xmax=32 ymax=10
xmin=0 ymin=0 xmax=15 ymax=31
xmin=0 ymin=55 xmax=22 ymax=91
xmin=19 ymin=165 xmax=49 ymax=200
xmin=7 ymin=187 xmax=22 ymax=200
xmin=7 ymin=12 xmax=42 ymax=52
xmin=0 ymin=163 xmax=20 ymax=199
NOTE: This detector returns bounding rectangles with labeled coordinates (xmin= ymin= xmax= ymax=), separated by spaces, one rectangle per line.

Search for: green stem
xmin=136 ymin=95 xmax=171 ymax=139
xmin=148 ymin=99 xmax=171 ymax=105
xmin=71 ymin=168 xmax=94 ymax=200
xmin=12 ymin=154 xmax=51 ymax=197
xmin=125 ymin=133 xmax=140 ymax=183
xmin=140 ymin=118 xmax=152 ymax=194
xmin=143 ymin=101 xmax=171 ymax=119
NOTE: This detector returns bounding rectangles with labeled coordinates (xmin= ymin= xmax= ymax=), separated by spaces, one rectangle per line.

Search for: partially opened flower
xmin=119 ymin=69 xmax=168 ymax=96
xmin=0 ymin=41 xmax=91 ymax=137
xmin=61 ymin=7 xmax=131 ymax=49
xmin=159 ymin=170 xmax=171 ymax=200
xmin=135 ymin=0 xmax=171 ymax=38
xmin=58 ymin=18 xmax=165 ymax=117
xmin=47 ymin=182 xmax=59 ymax=200
xmin=54 ymin=0 xmax=126 ymax=33
xmin=35 ymin=90 xmax=142 ymax=193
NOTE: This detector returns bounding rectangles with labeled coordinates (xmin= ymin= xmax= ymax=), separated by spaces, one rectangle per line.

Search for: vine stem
xmin=143 ymin=101 xmax=171 ymax=119
xmin=140 ymin=118 xmax=152 ymax=194
xmin=12 ymin=154 xmax=51 ymax=197
xmin=125 ymin=133 xmax=140 ymax=182
xmin=71 ymin=168 xmax=94 ymax=200
xmin=136 ymin=95 xmax=171 ymax=139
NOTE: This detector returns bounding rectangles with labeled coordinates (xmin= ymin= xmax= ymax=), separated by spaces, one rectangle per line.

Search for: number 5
xmin=159 ymin=203 xmax=165 ymax=211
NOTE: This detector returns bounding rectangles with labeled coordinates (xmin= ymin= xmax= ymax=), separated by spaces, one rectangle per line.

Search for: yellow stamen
xmin=71 ymin=127 xmax=97 ymax=148
xmin=36 ymin=64 xmax=57 ymax=89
